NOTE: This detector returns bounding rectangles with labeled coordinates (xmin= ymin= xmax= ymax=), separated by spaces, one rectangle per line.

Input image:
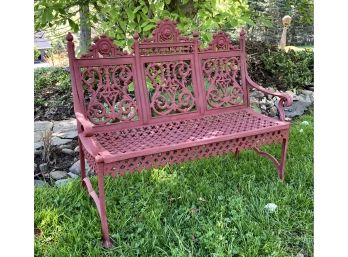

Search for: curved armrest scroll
xmin=246 ymin=75 xmax=293 ymax=121
xmin=75 ymin=112 xmax=94 ymax=137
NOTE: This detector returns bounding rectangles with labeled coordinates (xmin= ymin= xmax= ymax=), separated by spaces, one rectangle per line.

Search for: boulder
xmin=52 ymin=119 xmax=77 ymax=139
xmin=34 ymin=179 xmax=48 ymax=188
xmin=39 ymin=163 xmax=49 ymax=173
xmin=50 ymin=170 xmax=68 ymax=180
xmin=69 ymin=160 xmax=93 ymax=176
xmin=55 ymin=178 xmax=73 ymax=187
xmin=62 ymin=148 xmax=75 ymax=155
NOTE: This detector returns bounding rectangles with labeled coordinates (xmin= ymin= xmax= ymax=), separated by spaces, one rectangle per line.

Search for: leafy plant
xmin=34 ymin=67 xmax=71 ymax=110
xmin=34 ymin=47 xmax=41 ymax=61
xmin=246 ymin=41 xmax=313 ymax=90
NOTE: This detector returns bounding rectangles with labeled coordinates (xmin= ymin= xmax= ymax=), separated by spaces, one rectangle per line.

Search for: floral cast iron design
xmin=203 ymin=57 xmax=244 ymax=108
xmin=81 ymin=65 xmax=137 ymax=124
xmin=145 ymin=61 xmax=196 ymax=116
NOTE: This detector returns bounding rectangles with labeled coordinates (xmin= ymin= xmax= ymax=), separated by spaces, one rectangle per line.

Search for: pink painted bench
xmin=66 ymin=19 xmax=292 ymax=248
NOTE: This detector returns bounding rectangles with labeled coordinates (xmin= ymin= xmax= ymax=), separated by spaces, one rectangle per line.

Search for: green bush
xmin=34 ymin=67 xmax=70 ymax=92
xmin=34 ymin=67 xmax=71 ymax=108
xmin=34 ymin=48 xmax=41 ymax=61
xmin=246 ymin=41 xmax=314 ymax=91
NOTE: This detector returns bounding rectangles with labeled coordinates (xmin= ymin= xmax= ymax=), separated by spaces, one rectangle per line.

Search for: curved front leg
xmin=253 ymin=138 xmax=289 ymax=181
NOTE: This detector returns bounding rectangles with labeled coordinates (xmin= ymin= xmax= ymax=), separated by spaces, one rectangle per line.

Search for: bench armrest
xmin=246 ymin=75 xmax=293 ymax=121
xmin=76 ymin=112 xmax=94 ymax=137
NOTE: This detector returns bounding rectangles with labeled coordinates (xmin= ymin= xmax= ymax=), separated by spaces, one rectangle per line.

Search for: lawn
xmin=34 ymin=113 xmax=313 ymax=257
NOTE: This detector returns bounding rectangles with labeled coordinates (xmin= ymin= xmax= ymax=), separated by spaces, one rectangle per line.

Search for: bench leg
xmin=278 ymin=138 xmax=289 ymax=182
xmin=253 ymin=137 xmax=289 ymax=182
xmin=234 ymin=148 xmax=240 ymax=159
xmin=97 ymin=172 xmax=113 ymax=248
xmin=78 ymin=138 xmax=87 ymax=188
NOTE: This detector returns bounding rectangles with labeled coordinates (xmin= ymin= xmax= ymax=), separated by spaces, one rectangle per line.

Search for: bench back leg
xmin=97 ymin=171 xmax=113 ymax=248
xmin=78 ymin=138 xmax=86 ymax=187
xmin=278 ymin=138 xmax=289 ymax=181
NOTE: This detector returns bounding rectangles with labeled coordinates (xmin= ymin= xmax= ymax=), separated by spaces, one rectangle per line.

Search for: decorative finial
xmin=133 ymin=32 xmax=139 ymax=40
xmin=282 ymin=15 xmax=292 ymax=28
xmin=66 ymin=32 xmax=73 ymax=42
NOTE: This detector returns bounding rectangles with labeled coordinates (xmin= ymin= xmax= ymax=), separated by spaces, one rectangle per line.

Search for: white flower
xmin=264 ymin=203 xmax=278 ymax=213
xmin=301 ymin=121 xmax=309 ymax=126
xmin=299 ymin=128 xmax=304 ymax=133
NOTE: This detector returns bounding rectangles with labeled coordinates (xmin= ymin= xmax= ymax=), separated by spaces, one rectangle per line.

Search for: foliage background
xmin=34 ymin=0 xmax=314 ymax=54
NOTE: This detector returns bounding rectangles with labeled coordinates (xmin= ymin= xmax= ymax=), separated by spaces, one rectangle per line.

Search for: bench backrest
xmin=67 ymin=19 xmax=248 ymax=130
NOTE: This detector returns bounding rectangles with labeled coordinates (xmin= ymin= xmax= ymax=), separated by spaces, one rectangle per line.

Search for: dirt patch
xmin=34 ymin=139 xmax=78 ymax=184
xmin=34 ymin=88 xmax=74 ymax=121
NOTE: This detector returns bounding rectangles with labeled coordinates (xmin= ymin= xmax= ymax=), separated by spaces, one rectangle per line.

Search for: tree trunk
xmin=79 ymin=2 xmax=91 ymax=55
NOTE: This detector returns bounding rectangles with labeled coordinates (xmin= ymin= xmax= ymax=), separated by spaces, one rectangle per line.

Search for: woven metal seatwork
xmin=80 ymin=108 xmax=289 ymax=176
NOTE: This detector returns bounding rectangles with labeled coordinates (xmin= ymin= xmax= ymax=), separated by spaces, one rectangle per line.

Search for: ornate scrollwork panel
xmin=144 ymin=61 xmax=197 ymax=117
xmin=202 ymin=57 xmax=244 ymax=109
xmin=80 ymin=65 xmax=138 ymax=124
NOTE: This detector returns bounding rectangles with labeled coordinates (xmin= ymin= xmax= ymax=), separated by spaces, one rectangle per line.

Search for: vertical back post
xmin=192 ymin=31 xmax=205 ymax=115
xmin=239 ymin=28 xmax=249 ymax=107
xmin=133 ymin=32 xmax=149 ymax=124
xmin=66 ymin=33 xmax=84 ymax=115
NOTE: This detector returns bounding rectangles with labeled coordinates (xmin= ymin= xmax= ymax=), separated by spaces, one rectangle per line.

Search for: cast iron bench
xmin=66 ymin=19 xmax=292 ymax=248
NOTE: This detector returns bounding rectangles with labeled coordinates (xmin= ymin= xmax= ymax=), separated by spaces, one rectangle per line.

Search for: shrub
xmin=34 ymin=67 xmax=73 ymax=120
xmin=34 ymin=48 xmax=41 ymax=61
xmin=246 ymin=41 xmax=314 ymax=91
xmin=34 ymin=67 xmax=70 ymax=93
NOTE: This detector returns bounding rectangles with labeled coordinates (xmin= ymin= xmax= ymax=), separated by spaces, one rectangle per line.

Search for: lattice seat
xmin=66 ymin=19 xmax=293 ymax=248
xmin=92 ymin=109 xmax=287 ymax=163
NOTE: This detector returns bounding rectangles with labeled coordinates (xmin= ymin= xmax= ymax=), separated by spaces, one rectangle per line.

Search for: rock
xmin=301 ymin=90 xmax=314 ymax=103
xmin=267 ymin=94 xmax=273 ymax=100
xmin=34 ymin=121 xmax=53 ymax=149
xmin=69 ymin=160 xmax=93 ymax=176
xmin=284 ymin=99 xmax=312 ymax=118
xmin=250 ymin=90 xmax=265 ymax=99
xmin=62 ymin=148 xmax=75 ymax=155
xmin=34 ymin=149 xmax=42 ymax=156
xmin=74 ymin=146 xmax=80 ymax=153
xmin=39 ymin=163 xmax=49 ymax=173
xmin=34 ymin=163 xmax=38 ymax=171
xmin=52 ymin=119 xmax=77 ymax=139
xmin=269 ymin=106 xmax=278 ymax=117
xmin=34 ymin=179 xmax=48 ymax=188
xmin=55 ymin=178 xmax=73 ymax=187
xmin=51 ymin=137 xmax=73 ymax=147
xmin=260 ymin=104 xmax=267 ymax=111
xmin=50 ymin=170 xmax=68 ymax=180
xmin=266 ymin=99 xmax=274 ymax=107
xmin=68 ymin=172 xmax=79 ymax=178
xmin=58 ymin=144 xmax=72 ymax=150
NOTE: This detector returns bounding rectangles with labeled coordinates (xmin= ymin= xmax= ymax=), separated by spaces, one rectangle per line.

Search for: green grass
xmin=35 ymin=113 xmax=313 ymax=257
